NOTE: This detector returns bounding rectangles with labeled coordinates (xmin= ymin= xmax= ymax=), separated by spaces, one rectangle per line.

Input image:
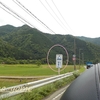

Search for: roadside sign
xmin=72 ymin=57 xmax=76 ymax=61
xmin=73 ymin=54 xmax=76 ymax=58
xmin=72 ymin=54 xmax=76 ymax=61
xmin=56 ymin=54 xmax=63 ymax=68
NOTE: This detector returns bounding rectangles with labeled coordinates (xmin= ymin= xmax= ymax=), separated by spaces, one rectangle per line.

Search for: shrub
xmin=73 ymin=72 xmax=80 ymax=78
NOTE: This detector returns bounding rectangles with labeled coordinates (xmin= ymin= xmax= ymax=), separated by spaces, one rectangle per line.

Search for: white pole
xmin=58 ymin=68 xmax=60 ymax=75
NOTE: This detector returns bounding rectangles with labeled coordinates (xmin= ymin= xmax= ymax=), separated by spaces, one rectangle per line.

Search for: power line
xmin=51 ymin=0 xmax=74 ymax=34
xmin=45 ymin=0 xmax=70 ymax=33
xmin=0 ymin=1 xmax=35 ymax=28
xmin=39 ymin=0 xmax=69 ymax=33
xmin=13 ymin=0 xmax=56 ymax=34
xmin=1 ymin=0 xmax=75 ymax=35
xmin=0 ymin=5 xmax=25 ymax=24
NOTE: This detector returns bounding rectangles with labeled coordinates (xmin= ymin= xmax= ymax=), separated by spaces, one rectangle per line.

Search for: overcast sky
xmin=0 ymin=0 xmax=100 ymax=38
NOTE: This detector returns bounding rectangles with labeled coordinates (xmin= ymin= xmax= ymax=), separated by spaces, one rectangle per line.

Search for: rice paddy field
xmin=0 ymin=64 xmax=81 ymax=76
xmin=0 ymin=64 xmax=84 ymax=87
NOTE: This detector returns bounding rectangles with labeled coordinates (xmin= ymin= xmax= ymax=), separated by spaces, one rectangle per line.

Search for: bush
xmin=73 ymin=72 xmax=80 ymax=78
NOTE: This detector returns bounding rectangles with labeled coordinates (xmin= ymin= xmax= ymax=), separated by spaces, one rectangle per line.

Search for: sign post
xmin=73 ymin=54 xmax=76 ymax=70
xmin=56 ymin=54 xmax=63 ymax=74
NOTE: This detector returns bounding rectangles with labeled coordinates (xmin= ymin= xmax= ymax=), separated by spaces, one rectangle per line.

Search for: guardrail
xmin=0 ymin=72 xmax=75 ymax=99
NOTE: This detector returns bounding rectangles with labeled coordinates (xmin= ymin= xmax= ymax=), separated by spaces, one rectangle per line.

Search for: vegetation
xmin=0 ymin=64 xmax=80 ymax=76
xmin=3 ymin=66 xmax=85 ymax=100
xmin=77 ymin=36 xmax=100 ymax=46
xmin=0 ymin=64 xmax=81 ymax=87
xmin=0 ymin=25 xmax=89 ymax=100
xmin=3 ymin=75 xmax=76 ymax=100
xmin=0 ymin=24 xmax=100 ymax=64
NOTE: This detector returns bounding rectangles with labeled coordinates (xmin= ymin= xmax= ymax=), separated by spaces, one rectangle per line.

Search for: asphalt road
xmin=43 ymin=85 xmax=70 ymax=100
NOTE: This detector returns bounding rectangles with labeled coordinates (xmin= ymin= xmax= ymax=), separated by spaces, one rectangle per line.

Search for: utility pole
xmin=79 ymin=49 xmax=82 ymax=69
xmin=82 ymin=53 xmax=84 ymax=65
xmin=73 ymin=37 xmax=76 ymax=70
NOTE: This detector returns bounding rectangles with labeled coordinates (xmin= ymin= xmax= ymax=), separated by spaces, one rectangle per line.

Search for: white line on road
xmin=52 ymin=85 xmax=69 ymax=100
xmin=52 ymin=90 xmax=65 ymax=100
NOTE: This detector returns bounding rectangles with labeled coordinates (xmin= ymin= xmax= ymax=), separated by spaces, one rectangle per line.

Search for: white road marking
xmin=52 ymin=85 xmax=69 ymax=100
xmin=52 ymin=90 xmax=65 ymax=100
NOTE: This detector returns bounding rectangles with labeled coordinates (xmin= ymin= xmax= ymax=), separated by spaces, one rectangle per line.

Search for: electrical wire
xmin=0 ymin=0 xmax=75 ymax=35
xmin=39 ymin=0 xmax=69 ymax=33
xmin=13 ymin=0 xmax=56 ymax=34
xmin=45 ymin=0 xmax=70 ymax=33
xmin=0 ymin=1 xmax=35 ymax=28
xmin=51 ymin=0 xmax=75 ymax=34
xmin=0 ymin=5 xmax=25 ymax=24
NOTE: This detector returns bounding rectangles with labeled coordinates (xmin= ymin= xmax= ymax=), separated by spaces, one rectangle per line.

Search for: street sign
xmin=72 ymin=57 xmax=76 ymax=61
xmin=72 ymin=54 xmax=76 ymax=61
xmin=73 ymin=54 xmax=76 ymax=58
xmin=56 ymin=54 xmax=63 ymax=68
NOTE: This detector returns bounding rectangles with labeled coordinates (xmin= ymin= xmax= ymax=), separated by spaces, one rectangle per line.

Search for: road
xmin=43 ymin=85 xmax=70 ymax=100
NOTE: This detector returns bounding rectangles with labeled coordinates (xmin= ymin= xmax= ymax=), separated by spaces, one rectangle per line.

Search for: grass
xmin=5 ymin=67 xmax=85 ymax=100
xmin=3 ymin=75 xmax=76 ymax=100
xmin=0 ymin=65 xmax=85 ymax=100
xmin=0 ymin=64 xmax=85 ymax=87
xmin=0 ymin=64 xmax=80 ymax=76
xmin=0 ymin=64 xmax=56 ymax=76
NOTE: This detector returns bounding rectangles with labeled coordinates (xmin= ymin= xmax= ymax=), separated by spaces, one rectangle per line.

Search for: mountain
xmin=2 ymin=25 xmax=53 ymax=60
xmin=0 ymin=38 xmax=29 ymax=60
xmin=0 ymin=24 xmax=16 ymax=36
xmin=77 ymin=36 xmax=100 ymax=46
xmin=0 ymin=24 xmax=100 ymax=64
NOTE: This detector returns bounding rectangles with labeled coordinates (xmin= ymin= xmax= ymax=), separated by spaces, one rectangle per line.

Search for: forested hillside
xmin=0 ymin=24 xmax=100 ymax=64
xmin=77 ymin=36 xmax=100 ymax=46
